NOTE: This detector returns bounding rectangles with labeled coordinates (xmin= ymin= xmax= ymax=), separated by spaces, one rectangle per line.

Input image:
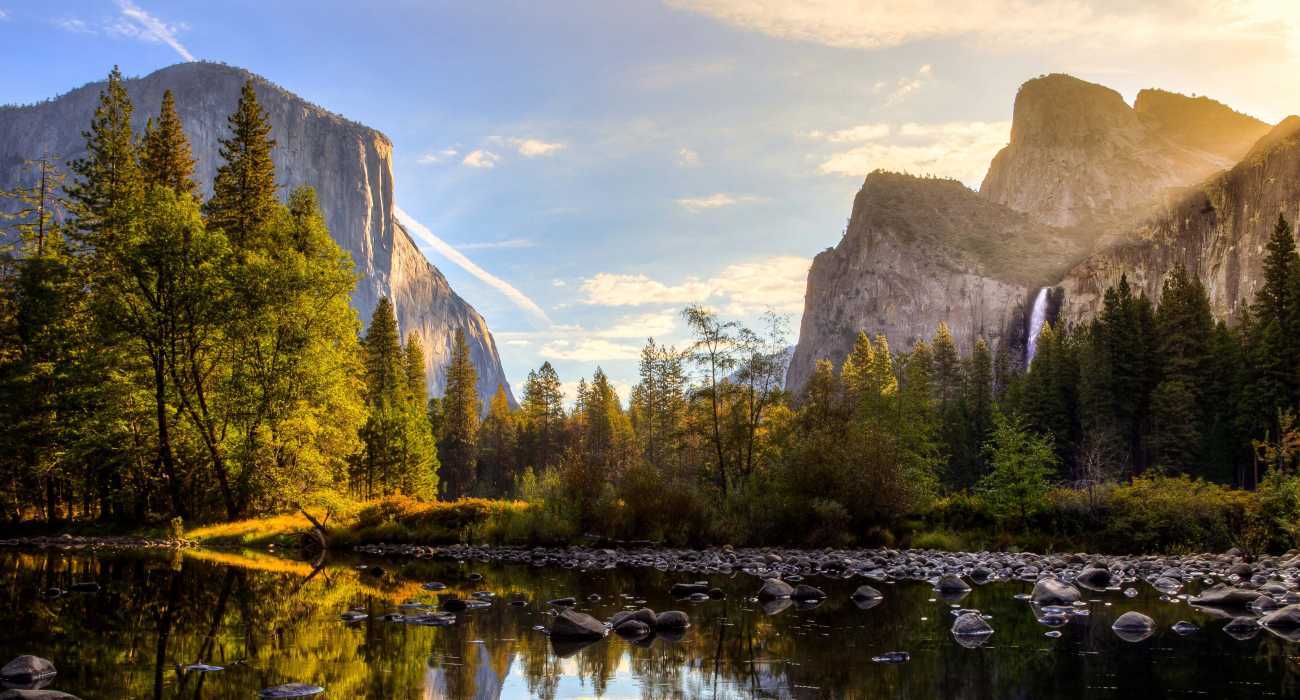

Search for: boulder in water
xmin=936 ymin=574 xmax=971 ymax=594
xmin=0 ymin=657 xmax=56 ymax=688
xmin=1112 ymin=611 xmax=1155 ymax=642
xmin=549 ymin=610 xmax=607 ymax=640
xmin=757 ymin=578 xmax=793 ymax=600
xmin=0 ymin=691 xmax=82 ymax=699
xmin=655 ymin=610 xmax=690 ymax=630
xmin=1190 ymin=584 xmax=1259 ymax=608
xmin=613 ymin=619 xmax=651 ymax=638
xmin=1076 ymin=567 xmax=1111 ymax=589
xmin=1031 ymin=578 xmax=1082 ymax=605
xmin=951 ymin=612 xmax=993 ymax=637
xmin=258 ymin=684 xmax=325 ymax=698
xmin=610 ymin=608 xmax=657 ymax=629
xmin=1261 ymin=604 xmax=1300 ymax=630
xmin=790 ymin=584 xmax=826 ymax=601
xmin=851 ymin=585 xmax=883 ymax=601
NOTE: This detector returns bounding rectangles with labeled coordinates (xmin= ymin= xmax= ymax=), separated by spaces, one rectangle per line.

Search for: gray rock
xmin=258 ymin=684 xmax=325 ymax=698
xmin=936 ymin=574 xmax=971 ymax=594
xmin=1190 ymin=584 xmax=1260 ymax=608
xmin=549 ymin=610 xmax=607 ymax=640
xmin=791 ymin=584 xmax=827 ymax=601
xmin=0 ymin=691 xmax=82 ymax=700
xmin=1112 ymin=611 xmax=1156 ymax=642
xmin=757 ymin=578 xmax=793 ymax=600
xmin=0 ymin=657 xmax=56 ymax=686
xmin=951 ymin=612 xmax=993 ymax=637
xmin=655 ymin=610 xmax=690 ymax=630
xmin=851 ymin=585 xmax=883 ymax=601
xmin=1261 ymin=604 xmax=1300 ymax=630
xmin=1031 ymin=578 xmax=1082 ymax=605
xmin=1076 ymin=566 xmax=1112 ymax=588
xmin=610 ymin=608 xmax=657 ymax=629
xmin=613 ymin=620 xmax=651 ymax=638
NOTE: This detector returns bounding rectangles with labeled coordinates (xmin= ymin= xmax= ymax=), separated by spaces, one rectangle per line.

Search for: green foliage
xmin=438 ymin=329 xmax=479 ymax=500
xmin=979 ymin=412 xmax=1057 ymax=527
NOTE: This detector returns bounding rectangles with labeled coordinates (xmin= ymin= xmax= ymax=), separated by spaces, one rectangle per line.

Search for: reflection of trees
xmin=2 ymin=551 xmax=1300 ymax=698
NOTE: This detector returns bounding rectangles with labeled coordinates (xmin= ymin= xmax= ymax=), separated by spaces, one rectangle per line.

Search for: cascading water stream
xmin=1026 ymin=287 xmax=1050 ymax=366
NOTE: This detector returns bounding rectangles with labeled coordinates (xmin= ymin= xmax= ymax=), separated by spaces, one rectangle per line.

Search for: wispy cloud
xmin=811 ymin=120 xmax=1010 ymax=187
xmin=880 ymin=64 xmax=932 ymax=106
xmin=580 ymin=255 xmax=809 ymax=315
xmin=394 ymin=205 xmax=552 ymax=328
xmin=675 ymin=193 xmax=761 ymax=212
xmin=668 ymin=0 xmax=1296 ymax=56
xmin=418 ymin=148 xmax=459 ymax=165
xmin=110 ymin=0 xmax=194 ymax=61
xmin=462 ymin=149 xmax=500 ymax=169
xmin=0 ymin=9 xmax=10 ymax=21
xmin=453 ymin=238 xmax=535 ymax=251
xmin=508 ymin=138 xmax=566 ymax=157
xmin=676 ymin=147 xmax=701 ymax=167
xmin=55 ymin=17 xmax=94 ymax=34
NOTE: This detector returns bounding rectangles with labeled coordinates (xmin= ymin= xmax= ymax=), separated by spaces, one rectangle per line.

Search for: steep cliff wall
xmin=0 ymin=62 xmax=513 ymax=404
xmin=1060 ymin=117 xmax=1300 ymax=325
xmin=980 ymin=74 xmax=1269 ymax=228
xmin=785 ymin=171 xmax=1086 ymax=395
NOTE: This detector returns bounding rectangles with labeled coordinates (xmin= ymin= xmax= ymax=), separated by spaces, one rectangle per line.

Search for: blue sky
xmin=2 ymin=1 xmax=1297 ymax=402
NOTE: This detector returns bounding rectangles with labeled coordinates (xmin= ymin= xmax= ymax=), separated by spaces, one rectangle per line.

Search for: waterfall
xmin=1026 ymin=287 xmax=1050 ymax=366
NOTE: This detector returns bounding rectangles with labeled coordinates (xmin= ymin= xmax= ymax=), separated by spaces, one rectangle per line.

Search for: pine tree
xmin=141 ymin=90 xmax=196 ymax=196
xmin=404 ymin=332 xmax=427 ymax=400
xmin=68 ymin=67 xmax=143 ymax=244
xmin=363 ymin=298 xmax=403 ymax=405
xmin=358 ymin=298 xmax=404 ymax=499
xmin=476 ymin=384 xmax=517 ymax=496
xmin=520 ymin=361 xmax=565 ymax=471
xmin=438 ymin=329 xmax=480 ymax=499
xmin=205 ymin=80 xmax=277 ymax=247
xmin=1150 ymin=266 xmax=1215 ymax=473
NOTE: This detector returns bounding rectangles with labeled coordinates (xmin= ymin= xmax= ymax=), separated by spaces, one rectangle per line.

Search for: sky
xmin=1 ymin=0 xmax=1297 ymax=404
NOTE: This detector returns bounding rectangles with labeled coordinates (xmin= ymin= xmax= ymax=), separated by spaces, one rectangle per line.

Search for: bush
xmin=910 ymin=529 xmax=965 ymax=551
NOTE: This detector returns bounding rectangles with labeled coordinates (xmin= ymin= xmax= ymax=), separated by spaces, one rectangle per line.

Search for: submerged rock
xmin=852 ymin=585 xmax=883 ymax=601
xmin=0 ymin=691 xmax=82 ymax=699
xmin=1031 ymin=578 xmax=1082 ymax=605
xmin=936 ymin=574 xmax=971 ymax=594
xmin=871 ymin=651 xmax=910 ymax=664
xmin=1171 ymin=621 xmax=1199 ymax=635
xmin=790 ymin=584 xmax=827 ymax=602
xmin=1260 ymin=604 xmax=1300 ymax=630
xmin=1111 ymin=612 xmax=1155 ymax=642
xmin=258 ymin=684 xmax=325 ymax=698
xmin=655 ymin=610 xmax=690 ymax=630
xmin=757 ymin=578 xmax=793 ymax=600
xmin=549 ymin=610 xmax=607 ymax=640
xmin=0 ymin=657 xmax=56 ymax=687
xmin=670 ymin=583 xmax=709 ymax=597
xmin=951 ymin=612 xmax=994 ymax=638
xmin=1190 ymin=584 xmax=1259 ymax=608
xmin=1223 ymin=616 xmax=1261 ymax=640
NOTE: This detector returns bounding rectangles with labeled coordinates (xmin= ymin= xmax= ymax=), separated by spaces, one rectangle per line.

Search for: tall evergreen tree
xmin=205 ymin=80 xmax=277 ymax=246
xmin=141 ymin=90 xmax=196 ymax=196
xmin=438 ymin=329 xmax=480 ymax=499
xmin=67 ymin=66 xmax=142 ymax=244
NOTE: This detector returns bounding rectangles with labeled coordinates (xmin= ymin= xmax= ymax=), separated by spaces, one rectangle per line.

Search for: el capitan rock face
xmin=0 ymin=62 xmax=512 ymax=404
xmin=789 ymin=73 xmax=1294 ymax=396
xmin=980 ymin=74 xmax=1269 ymax=229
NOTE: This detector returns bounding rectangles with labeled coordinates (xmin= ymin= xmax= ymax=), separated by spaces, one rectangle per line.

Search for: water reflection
xmin=0 ymin=549 xmax=1298 ymax=698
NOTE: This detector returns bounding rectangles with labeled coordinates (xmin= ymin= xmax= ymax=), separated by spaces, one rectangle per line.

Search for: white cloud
xmin=814 ymin=120 xmax=1010 ymax=186
xmin=0 ymin=9 xmax=9 ymax=21
xmin=55 ymin=17 xmax=94 ymax=33
xmin=541 ymin=338 xmax=644 ymax=362
xmin=808 ymin=123 xmax=890 ymax=142
xmin=551 ymin=279 xmax=567 ymax=287
xmin=462 ymin=149 xmax=500 ymax=168
xmin=667 ymin=0 xmax=1296 ymax=57
xmin=675 ymin=193 xmax=761 ymax=212
xmin=676 ymin=147 xmax=701 ymax=167
xmin=111 ymin=0 xmax=194 ymax=61
xmin=418 ymin=148 xmax=458 ymax=165
xmin=579 ymin=255 xmax=810 ymax=314
xmin=453 ymin=238 xmax=535 ymax=251
xmin=394 ymin=205 xmax=553 ymax=328
xmin=509 ymin=138 xmax=566 ymax=157
xmin=882 ymin=64 xmax=933 ymax=107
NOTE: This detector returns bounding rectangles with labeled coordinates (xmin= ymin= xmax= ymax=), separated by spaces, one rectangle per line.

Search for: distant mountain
xmin=0 ymin=62 xmax=514 ymax=405
xmin=788 ymin=73 xmax=1294 ymax=396
xmin=980 ymin=74 xmax=1270 ymax=229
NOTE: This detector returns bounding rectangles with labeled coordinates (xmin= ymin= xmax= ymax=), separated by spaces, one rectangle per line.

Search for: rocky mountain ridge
xmin=788 ymin=73 xmax=1295 ymax=395
xmin=0 ymin=62 xmax=513 ymax=404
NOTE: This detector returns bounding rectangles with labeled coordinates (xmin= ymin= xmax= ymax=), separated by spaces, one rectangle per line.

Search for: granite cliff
xmin=789 ymin=73 xmax=1293 ymax=396
xmin=0 ymin=62 xmax=513 ymax=404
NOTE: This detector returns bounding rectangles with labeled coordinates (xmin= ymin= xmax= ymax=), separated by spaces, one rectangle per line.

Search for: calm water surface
xmin=1 ymin=548 xmax=1298 ymax=699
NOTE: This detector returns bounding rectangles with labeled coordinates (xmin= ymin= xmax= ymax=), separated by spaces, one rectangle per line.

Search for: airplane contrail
xmin=394 ymin=205 xmax=553 ymax=329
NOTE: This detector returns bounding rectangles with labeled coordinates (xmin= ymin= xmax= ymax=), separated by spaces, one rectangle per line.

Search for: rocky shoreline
xmin=353 ymin=542 xmax=1300 ymax=589
xmin=0 ymin=534 xmax=196 ymax=551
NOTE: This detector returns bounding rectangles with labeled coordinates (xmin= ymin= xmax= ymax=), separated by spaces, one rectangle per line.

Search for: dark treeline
xmin=0 ymin=68 xmax=442 ymax=524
